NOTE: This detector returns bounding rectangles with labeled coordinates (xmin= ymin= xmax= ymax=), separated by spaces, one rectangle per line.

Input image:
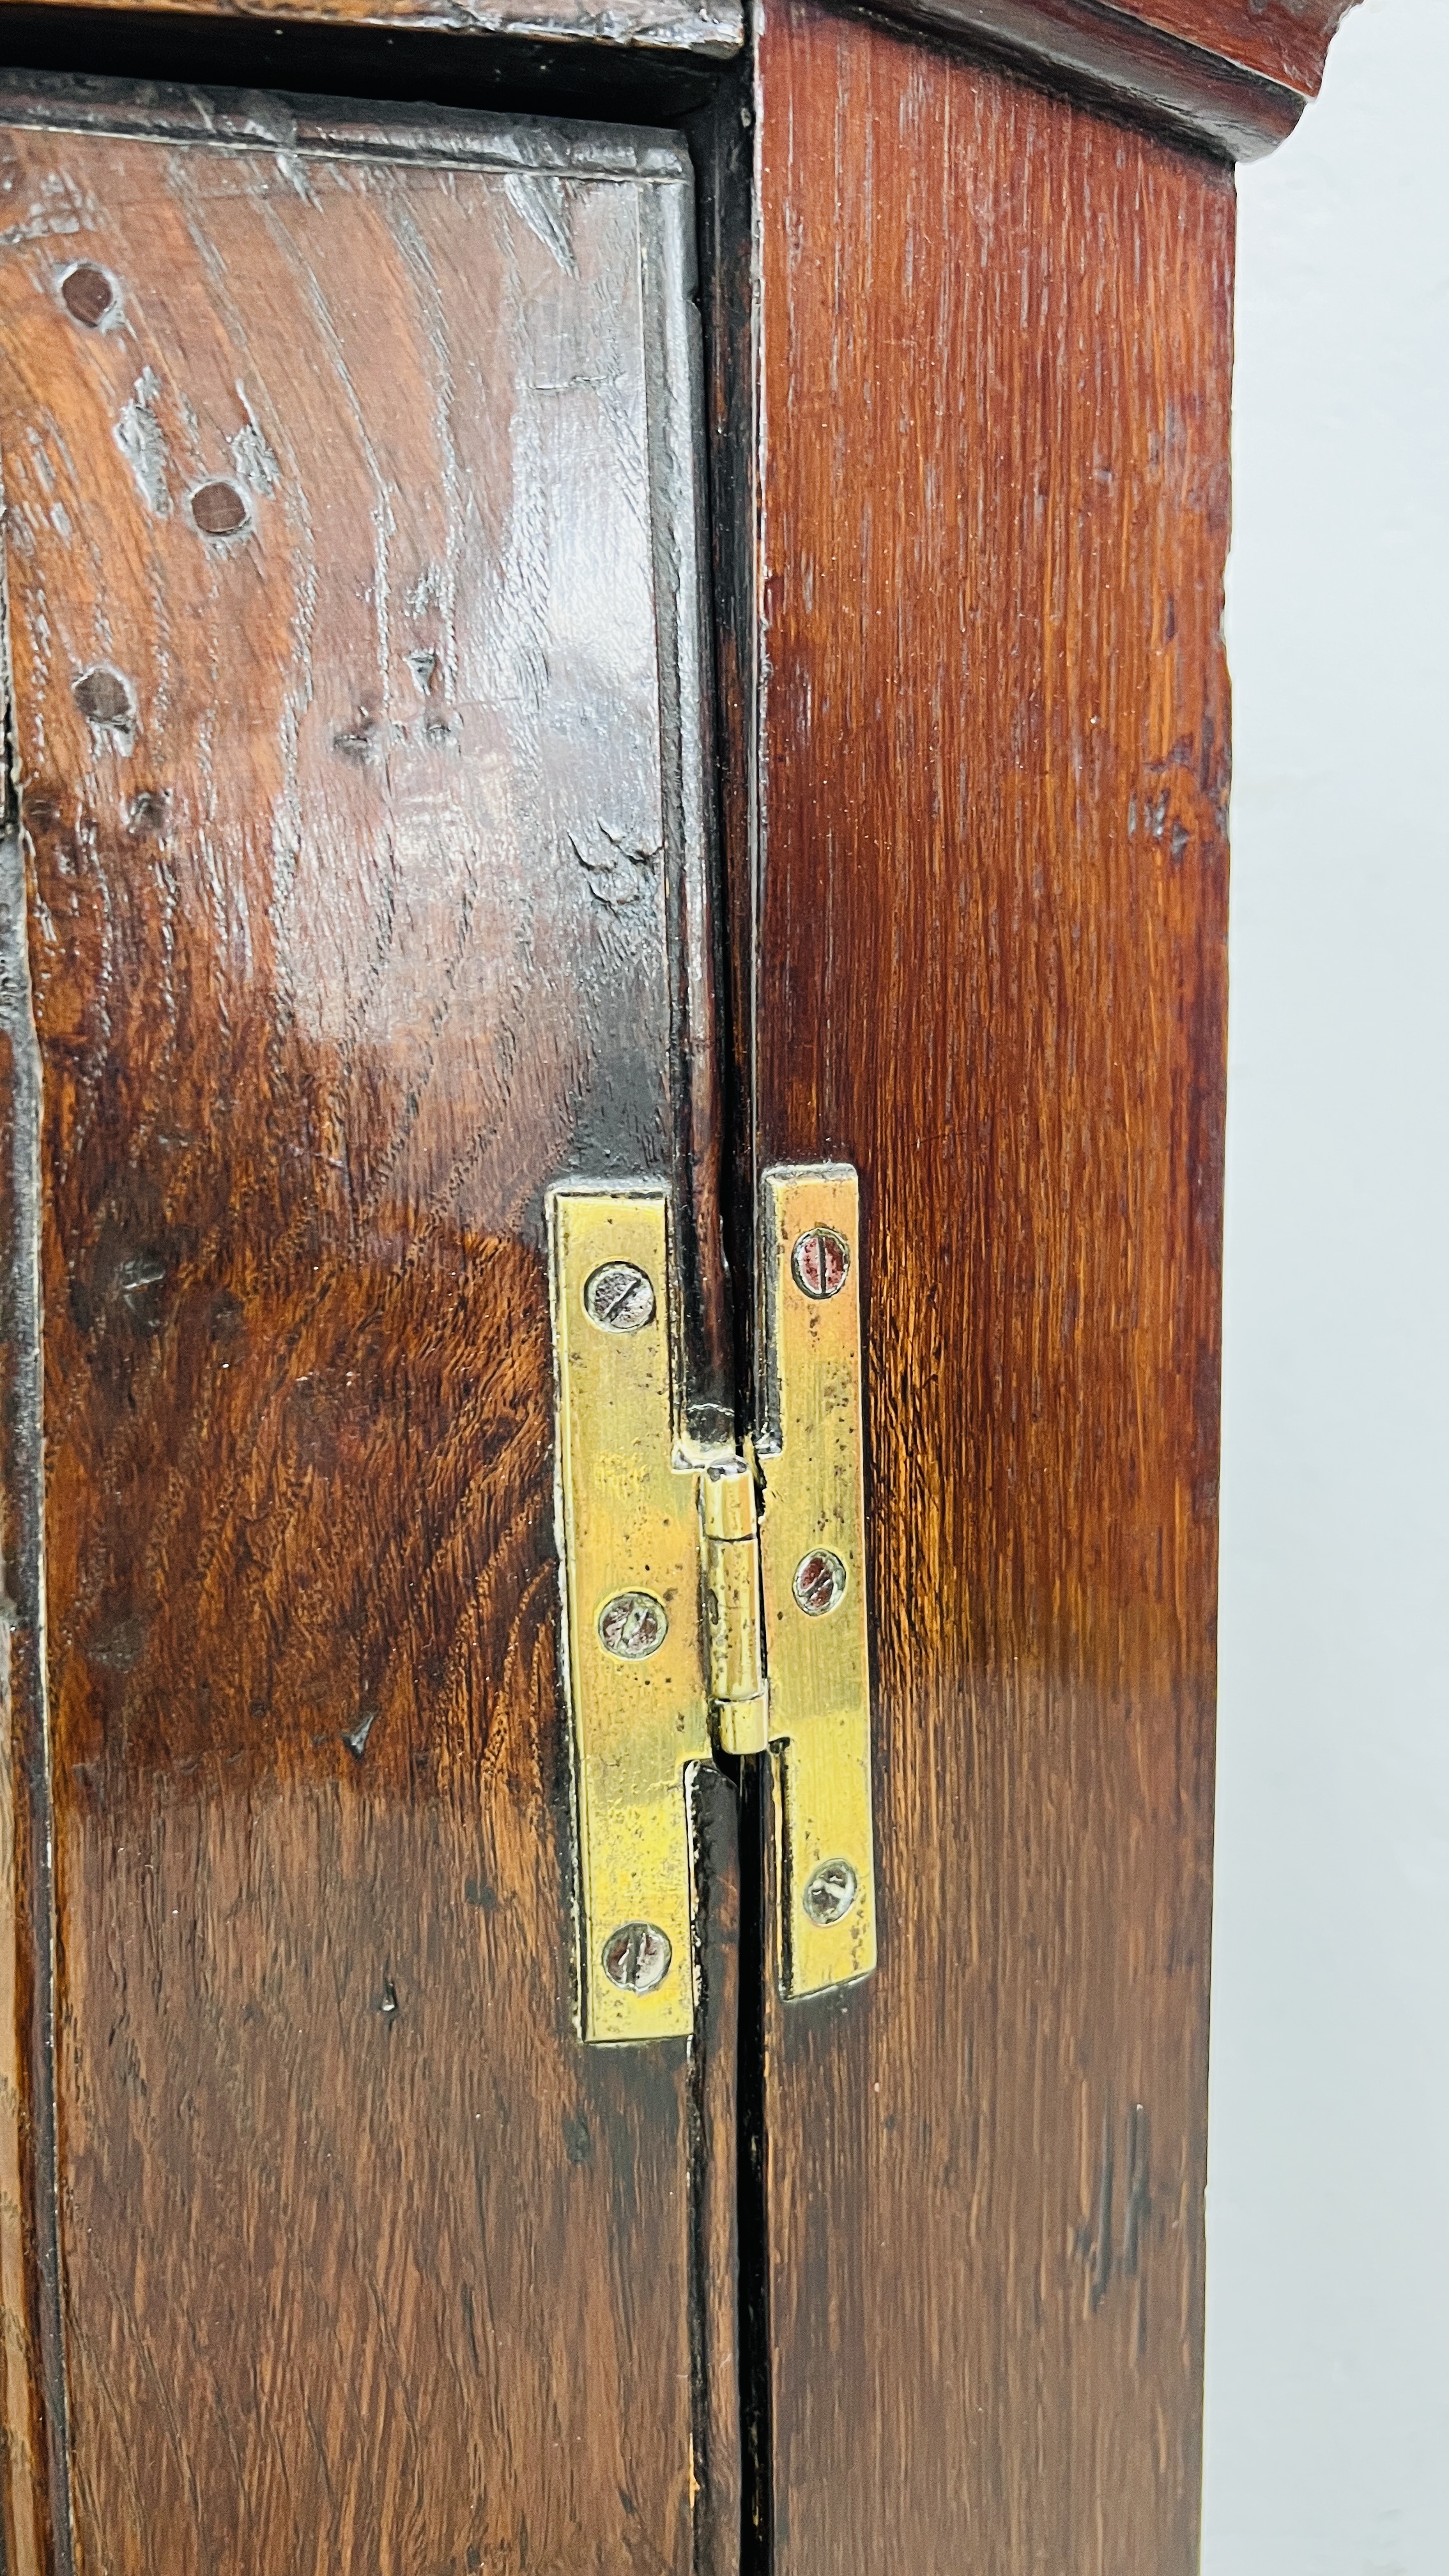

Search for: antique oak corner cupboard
xmin=0 ymin=0 xmax=1352 ymax=2567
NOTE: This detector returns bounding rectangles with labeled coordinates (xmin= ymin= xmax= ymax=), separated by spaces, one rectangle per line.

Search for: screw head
xmin=583 ymin=1261 xmax=656 ymax=1333
xmin=802 ymin=1859 xmax=858 ymax=1927
xmin=597 ymin=1590 xmax=668 ymax=1659
xmin=602 ymin=1921 xmax=672 ymax=1993
xmin=792 ymin=1549 xmax=847 ymax=1617
xmin=791 ymin=1225 xmax=850 ymax=1300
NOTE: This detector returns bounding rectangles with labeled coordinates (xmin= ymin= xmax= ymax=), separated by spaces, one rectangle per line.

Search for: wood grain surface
xmin=0 ymin=89 xmax=737 ymax=2576
xmin=749 ymin=8 xmax=1231 ymax=2568
xmin=1 ymin=0 xmax=745 ymax=63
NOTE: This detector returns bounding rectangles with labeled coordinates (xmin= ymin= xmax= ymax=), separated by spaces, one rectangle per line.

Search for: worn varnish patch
xmin=0 ymin=93 xmax=734 ymax=2576
xmin=749 ymin=12 xmax=1230 ymax=2573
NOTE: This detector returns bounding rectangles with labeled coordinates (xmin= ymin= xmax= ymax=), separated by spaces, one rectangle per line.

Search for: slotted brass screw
xmin=583 ymin=1261 xmax=656 ymax=1332
xmin=793 ymin=1549 xmax=847 ymax=1616
xmin=791 ymin=1225 xmax=850 ymax=1300
xmin=597 ymin=1591 xmax=668 ymax=1659
xmin=802 ymin=1860 xmax=858 ymax=1927
xmin=602 ymin=1922 xmax=671 ymax=1993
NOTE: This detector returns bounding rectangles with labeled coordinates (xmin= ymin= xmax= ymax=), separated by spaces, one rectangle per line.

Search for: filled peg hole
xmin=190 ymin=479 xmax=250 ymax=539
xmin=72 ymin=665 xmax=135 ymax=735
xmin=60 ymin=263 xmax=117 ymax=329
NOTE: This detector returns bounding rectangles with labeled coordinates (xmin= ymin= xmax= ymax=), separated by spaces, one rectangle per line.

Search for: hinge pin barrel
xmin=700 ymin=1457 xmax=770 ymax=1757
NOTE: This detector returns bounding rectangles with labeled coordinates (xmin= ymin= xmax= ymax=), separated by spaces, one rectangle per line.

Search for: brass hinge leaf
xmin=549 ymin=1167 xmax=876 ymax=2044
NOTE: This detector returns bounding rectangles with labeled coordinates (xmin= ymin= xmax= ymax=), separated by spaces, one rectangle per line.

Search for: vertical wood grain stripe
xmin=0 ymin=827 xmax=70 ymax=2576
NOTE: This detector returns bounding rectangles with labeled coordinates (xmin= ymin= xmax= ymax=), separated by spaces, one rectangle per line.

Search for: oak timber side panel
xmin=0 ymin=98 xmax=735 ymax=2576
xmin=751 ymin=11 xmax=1230 ymax=2572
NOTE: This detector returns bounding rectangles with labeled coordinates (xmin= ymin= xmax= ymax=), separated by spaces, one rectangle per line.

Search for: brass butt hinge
xmin=548 ymin=1167 xmax=876 ymax=2044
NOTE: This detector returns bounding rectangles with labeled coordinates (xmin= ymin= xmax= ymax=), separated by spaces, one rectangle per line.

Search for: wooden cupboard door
xmin=0 ymin=80 xmax=737 ymax=2576
xmin=747 ymin=8 xmax=1229 ymax=2571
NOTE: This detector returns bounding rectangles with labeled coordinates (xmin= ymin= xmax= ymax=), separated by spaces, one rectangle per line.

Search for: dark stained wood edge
xmin=681 ymin=59 xmax=756 ymax=1427
xmin=0 ymin=61 xmax=693 ymax=168
xmin=733 ymin=1753 xmax=773 ymax=2576
xmin=689 ymin=1763 xmax=742 ymax=2576
xmin=832 ymin=0 xmax=1302 ymax=159
xmin=680 ymin=63 xmax=767 ymax=2576
xmin=638 ymin=172 xmax=735 ymax=1446
xmin=0 ymin=5 xmax=730 ymax=124
xmin=0 ymin=829 xmax=72 ymax=2576
xmin=648 ymin=119 xmax=746 ymax=2562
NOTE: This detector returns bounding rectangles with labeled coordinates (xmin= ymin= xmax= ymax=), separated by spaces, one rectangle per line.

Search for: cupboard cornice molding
xmin=843 ymin=0 xmax=1360 ymax=158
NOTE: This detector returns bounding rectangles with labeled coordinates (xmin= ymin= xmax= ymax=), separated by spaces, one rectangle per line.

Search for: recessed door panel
xmin=0 ymin=83 xmax=736 ymax=2576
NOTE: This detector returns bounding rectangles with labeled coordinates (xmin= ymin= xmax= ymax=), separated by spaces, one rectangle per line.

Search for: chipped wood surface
xmin=747 ymin=8 xmax=1229 ymax=2568
xmin=0 ymin=91 xmax=736 ymax=2576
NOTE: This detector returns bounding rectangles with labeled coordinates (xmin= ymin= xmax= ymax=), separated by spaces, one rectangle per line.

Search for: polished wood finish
xmin=748 ymin=6 xmax=1230 ymax=2568
xmin=0 ymin=89 xmax=736 ymax=2576
xmin=2 ymin=0 xmax=744 ymax=59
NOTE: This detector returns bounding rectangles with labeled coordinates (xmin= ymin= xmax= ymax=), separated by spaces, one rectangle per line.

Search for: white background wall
xmin=1202 ymin=4 xmax=1449 ymax=2570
